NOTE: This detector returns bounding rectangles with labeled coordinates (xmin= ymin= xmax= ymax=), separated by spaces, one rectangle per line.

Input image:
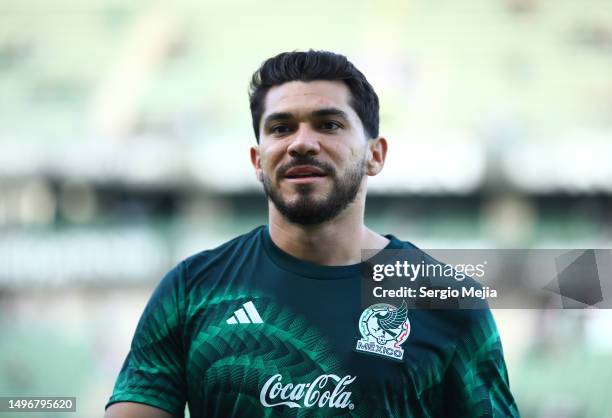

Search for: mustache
xmin=276 ymin=156 xmax=336 ymax=178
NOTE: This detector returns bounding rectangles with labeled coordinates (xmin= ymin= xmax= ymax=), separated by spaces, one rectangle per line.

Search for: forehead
xmin=263 ymin=80 xmax=355 ymax=119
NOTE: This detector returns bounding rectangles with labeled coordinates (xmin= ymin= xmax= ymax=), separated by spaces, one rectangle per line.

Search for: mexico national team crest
xmin=355 ymin=301 xmax=410 ymax=361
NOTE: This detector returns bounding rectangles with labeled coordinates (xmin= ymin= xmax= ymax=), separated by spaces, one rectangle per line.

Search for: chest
xmin=181 ymin=276 xmax=455 ymax=416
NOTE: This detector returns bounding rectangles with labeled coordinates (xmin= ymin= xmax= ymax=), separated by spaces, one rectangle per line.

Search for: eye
xmin=320 ymin=121 xmax=342 ymax=131
xmin=270 ymin=124 xmax=292 ymax=135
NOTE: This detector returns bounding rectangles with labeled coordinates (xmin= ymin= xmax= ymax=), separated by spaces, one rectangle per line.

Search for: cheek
xmin=257 ymin=150 xmax=273 ymax=172
xmin=333 ymin=144 xmax=366 ymax=170
xmin=260 ymin=144 xmax=285 ymax=169
xmin=259 ymin=152 xmax=282 ymax=182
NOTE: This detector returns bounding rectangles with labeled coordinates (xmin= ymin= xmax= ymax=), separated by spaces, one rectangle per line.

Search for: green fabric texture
xmin=107 ymin=226 xmax=519 ymax=417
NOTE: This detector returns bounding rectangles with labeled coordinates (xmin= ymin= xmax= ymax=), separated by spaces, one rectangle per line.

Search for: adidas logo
xmin=226 ymin=301 xmax=263 ymax=324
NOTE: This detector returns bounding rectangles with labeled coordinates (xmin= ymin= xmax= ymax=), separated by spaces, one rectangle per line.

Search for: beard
xmin=262 ymin=155 xmax=366 ymax=226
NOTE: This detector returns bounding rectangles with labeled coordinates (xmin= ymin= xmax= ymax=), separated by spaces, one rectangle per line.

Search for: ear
xmin=250 ymin=146 xmax=263 ymax=182
xmin=366 ymin=137 xmax=388 ymax=176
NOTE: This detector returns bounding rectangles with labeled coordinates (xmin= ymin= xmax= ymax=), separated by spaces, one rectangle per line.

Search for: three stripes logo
xmin=226 ymin=301 xmax=264 ymax=324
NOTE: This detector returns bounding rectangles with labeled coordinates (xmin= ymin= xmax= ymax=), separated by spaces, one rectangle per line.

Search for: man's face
xmin=251 ymin=80 xmax=371 ymax=226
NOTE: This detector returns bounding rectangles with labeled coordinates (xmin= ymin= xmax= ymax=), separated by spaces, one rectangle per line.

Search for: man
xmin=105 ymin=50 xmax=519 ymax=417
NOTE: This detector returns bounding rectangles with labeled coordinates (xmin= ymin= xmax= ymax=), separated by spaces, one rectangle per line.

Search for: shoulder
xmin=384 ymin=233 xmax=420 ymax=251
xmin=177 ymin=225 xmax=265 ymax=288
xmin=394 ymin=236 xmax=488 ymax=307
xmin=182 ymin=225 xmax=263 ymax=268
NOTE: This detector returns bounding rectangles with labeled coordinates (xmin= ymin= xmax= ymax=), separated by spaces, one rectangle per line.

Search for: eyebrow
xmin=263 ymin=107 xmax=350 ymax=127
xmin=311 ymin=107 xmax=349 ymax=120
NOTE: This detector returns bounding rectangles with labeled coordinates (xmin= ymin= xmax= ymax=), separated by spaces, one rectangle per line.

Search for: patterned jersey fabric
xmin=107 ymin=225 xmax=520 ymax=417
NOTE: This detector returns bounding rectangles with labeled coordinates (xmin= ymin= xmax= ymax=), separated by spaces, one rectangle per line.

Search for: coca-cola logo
xmin=259 ymin=373 xmax=356 ymax=410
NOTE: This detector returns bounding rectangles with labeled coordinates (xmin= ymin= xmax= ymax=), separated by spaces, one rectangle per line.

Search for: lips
xmin=283 ymin=165 xmax=327 ymax=179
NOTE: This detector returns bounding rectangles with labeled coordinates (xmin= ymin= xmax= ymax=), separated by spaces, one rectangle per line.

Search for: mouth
xmin=283 ymin=165 xmax=328 ymax=183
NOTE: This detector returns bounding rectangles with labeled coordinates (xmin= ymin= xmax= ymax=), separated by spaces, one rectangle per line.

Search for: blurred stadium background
xmin=1 ymin=0 xmax=612 ymax=416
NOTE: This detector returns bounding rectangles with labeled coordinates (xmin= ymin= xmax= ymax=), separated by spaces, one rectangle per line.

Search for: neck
xmin=267 ymin=195 xmax=389 ymax=266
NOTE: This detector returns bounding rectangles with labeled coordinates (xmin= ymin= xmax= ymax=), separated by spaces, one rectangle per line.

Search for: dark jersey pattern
xmin=107 ymin=226 xmax=519 ymax=417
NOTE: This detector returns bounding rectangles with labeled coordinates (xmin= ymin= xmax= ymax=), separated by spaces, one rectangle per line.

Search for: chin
xmin=288 ymin=190 xmax=329 ymax=203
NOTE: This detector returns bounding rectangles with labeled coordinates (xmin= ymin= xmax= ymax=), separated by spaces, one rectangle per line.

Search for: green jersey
xmin=106 ymin=226 xmax=519 ymax=417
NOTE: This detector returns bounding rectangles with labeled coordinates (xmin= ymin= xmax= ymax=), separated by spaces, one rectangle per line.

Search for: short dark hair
xmin=249 ymin=50 xmax=380 ymax=142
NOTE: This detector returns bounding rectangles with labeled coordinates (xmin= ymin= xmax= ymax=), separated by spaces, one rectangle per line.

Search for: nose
xmin=287 ymin=123 xmax=320 ymax=157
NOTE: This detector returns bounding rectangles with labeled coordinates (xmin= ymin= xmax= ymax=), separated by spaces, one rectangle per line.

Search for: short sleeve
xmin=441 ymin=309 xmax=520 ymax=417
xmin=106 ymin=262 xmax=187 ymax=417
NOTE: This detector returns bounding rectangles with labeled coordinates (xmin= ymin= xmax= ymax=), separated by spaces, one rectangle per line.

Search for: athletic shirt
xmin=106 ymin=225 xmax=519 ymax=417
